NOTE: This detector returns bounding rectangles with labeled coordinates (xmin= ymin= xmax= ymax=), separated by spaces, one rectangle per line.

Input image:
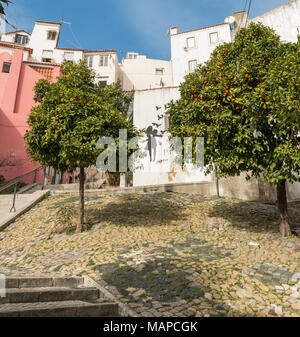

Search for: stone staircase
xmin=0 ymin=276 xmax=119 ymax=317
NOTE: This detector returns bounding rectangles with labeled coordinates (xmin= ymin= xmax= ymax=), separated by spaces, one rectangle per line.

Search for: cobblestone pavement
xmin=0 ymin=192 xmax=300 ymax=317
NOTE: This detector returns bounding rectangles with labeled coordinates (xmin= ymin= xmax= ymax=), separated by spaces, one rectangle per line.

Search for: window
xmin=209 ymin=32 xmax=219 ymax=44
xmin=63 ymin=52 xmax=74 ymax=61
xmin=128 ymin=53 xmax=137 ymax=59
xmin=155 ymin=68 xmax=164 ymax=75
xmin=42 ymin=50 xmax=53 ymax=63
xmin=2 ymin=62 xmax=11 ymax=73
xmin=85 ymin=55 xmax=93 ymax=68
xmin=47 ymin=31 xmax=57 ymax=40
xmin=99 ymin=81 xmax=107 ymax=88
xmin=186 ymin=37 xmax=195 ymax=48
xmin=188 ymin=60 xmax=197 ymax=73
xmin=15 ymin=34 xmax=29 ymax=45
xmin=99 ymin=55 xmax=108 ymax=67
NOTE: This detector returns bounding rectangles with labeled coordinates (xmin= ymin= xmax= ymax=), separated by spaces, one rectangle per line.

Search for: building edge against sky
xmin=0 ymin=0 xmax=299 ymax=188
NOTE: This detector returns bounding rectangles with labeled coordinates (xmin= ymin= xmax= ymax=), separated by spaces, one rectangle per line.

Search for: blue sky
xmin=5 ymin=0 xmax=290 ymax=60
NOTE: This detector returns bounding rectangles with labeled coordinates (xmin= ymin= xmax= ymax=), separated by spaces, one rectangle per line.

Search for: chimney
xmin=170 ymin=27 xmax=179 ymax=36
xmin=233 ymin=11 xmax=248 ymax=29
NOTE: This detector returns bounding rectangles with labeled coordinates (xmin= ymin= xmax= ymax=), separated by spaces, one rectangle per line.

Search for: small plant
xmin=51 ymin=204 xmax=78 ymax=234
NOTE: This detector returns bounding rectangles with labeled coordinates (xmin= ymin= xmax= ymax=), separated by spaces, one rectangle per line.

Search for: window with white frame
xmin=47 ymin=31 xmax=57 ymax=41
xmin=128 ymin=53 xmax=137 ymax=59
xmin=209 ymin=32 xmax=219 ymax=44
xmin=63 ymin=52 xmax=74 ymax=61
xmin=188 ymin=59 xmax=197 ymax=73
xmin=15 ymin=34 xmax=29 ymax=45
xmin=99 ymin=55 xmax=108 ymax=67
xmin=186 ymin=37 xmax=195 ymax=48
xmin=155 ymin=68 xmax=164 ymax=75
xmin=85 ymin=55 xmax=93 ymax=68
xmin=42 ymin=50 xmax=53 ymax=63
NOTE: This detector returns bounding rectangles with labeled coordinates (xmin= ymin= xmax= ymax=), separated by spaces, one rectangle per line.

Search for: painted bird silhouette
xmin=156 ymin=106 xmax=162 ymax=111
xmin=158 ymin=114 xmax=164 ymax=120
xmin=152 ymin=123 xmax=162 ymax=128
xmin=164 ymin=104 xmax=170 ymax=110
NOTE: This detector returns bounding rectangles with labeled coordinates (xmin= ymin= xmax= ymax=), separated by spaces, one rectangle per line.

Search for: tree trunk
xmin=76 ymin=167 xmax=85 ymax=233
xmin=276 ymin=180 xmax=292 ymax=237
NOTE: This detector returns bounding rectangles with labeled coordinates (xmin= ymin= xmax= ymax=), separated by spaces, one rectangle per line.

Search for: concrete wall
xmin=132 ymin=87 xmax=212 ymax=187
xmin=120 ymin=54 xmax=173 ymax=91
xmin=170 ymin=23 xmax=232 ymax=86
xmin=250 ymin=0 xmax=300 ymax=43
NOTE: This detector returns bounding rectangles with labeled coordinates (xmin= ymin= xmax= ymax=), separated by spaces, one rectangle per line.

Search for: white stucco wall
xmin=0 ymin=14 xmax=5 ymax=34
xmin=84 ymin=52 xmax=118 ymax=85
xmin=133 ymin=87 xmax=212 ymax=187
xmin=170 ymin=23 xmax=232 ymax=86
xmin=120 ymin=54 xmax=173 ymax=91
xmin=0 ymin=45 xmax=31 ymax=60
xmin=0 ymin=31 xmax=31 ymax=45
xmin=29 ymin=22 xmax=61 ymax=63
xmin=250 ymin=0 xmax=300 ymax=43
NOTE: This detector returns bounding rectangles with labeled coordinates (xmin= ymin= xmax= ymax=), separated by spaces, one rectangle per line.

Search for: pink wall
xmin=0 ymin=49 xmax=60 ymax=183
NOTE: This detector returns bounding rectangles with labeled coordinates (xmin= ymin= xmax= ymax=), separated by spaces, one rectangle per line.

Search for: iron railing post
xmin=42 ymin=167 xmax=46 ymax=190
xmin=10 ymin=183 xmax=17 ymax=213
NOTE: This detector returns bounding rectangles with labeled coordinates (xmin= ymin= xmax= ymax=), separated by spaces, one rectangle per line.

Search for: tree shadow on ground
xmin=208 ymin=199 xmax=300 ymax=235
xmin=94 ymin=238 xmax=255 ymax=317
xmin=86 ymin=193 xmax=190 ymax=227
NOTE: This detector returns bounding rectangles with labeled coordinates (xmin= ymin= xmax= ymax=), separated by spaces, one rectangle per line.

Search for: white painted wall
xmin=120 ymin=53 xmax=173 ymax=91
xmin=0 ymin=30 xmax=31 ymax=45
xmin=133 ymin=87 xmax=212 ymax=187
xmin=0 ymin=14 xmax=5 ymax=34
xmin=29 ymin=21 xmax=61 ymax=63
xmin=170 ymin=23 xmax=232 ymax=86
xmin=84 ymin=52 xmax=118 ymax=85
xmin=250 ymin=0 xmax=300 ymax=43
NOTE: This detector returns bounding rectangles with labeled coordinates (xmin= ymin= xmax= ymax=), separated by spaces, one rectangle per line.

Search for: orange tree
xmin=168 ymin=23 xmax=300 ymax=237
xmin=25 ymin=61 xmax=139 ymax=233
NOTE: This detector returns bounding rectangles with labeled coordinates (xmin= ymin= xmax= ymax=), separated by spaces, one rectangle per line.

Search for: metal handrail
xmin=0 ymin=167 xmax=43 ymax=193
xmin=0 ymin=167 xmax=44 ymax=213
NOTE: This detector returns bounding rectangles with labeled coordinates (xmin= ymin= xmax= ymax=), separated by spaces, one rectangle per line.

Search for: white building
xmin=0 ymin=14 xmax=5 ymax=34
xmin=170 ymin=23 xmax=232 ymax=86
xmin=119 ymin=52 xmax=173 ymax=91
xmin=84 ymin=49 xmax=119 ymax=86
xmin=250 ymin=0 xmax=300 ymax=43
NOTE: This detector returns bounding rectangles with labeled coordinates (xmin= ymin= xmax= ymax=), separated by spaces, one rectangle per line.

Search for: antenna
xmin=60 ymin=16 xmax=82 ymax=49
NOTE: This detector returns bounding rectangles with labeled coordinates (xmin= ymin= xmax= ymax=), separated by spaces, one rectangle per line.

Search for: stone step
xmin=5 ymin=277 xmax=84 ymax=289
xmin=2 ymin=287 xmax=100 ymax=304
xmin=0 ymin=300 xmax=119 ymax=317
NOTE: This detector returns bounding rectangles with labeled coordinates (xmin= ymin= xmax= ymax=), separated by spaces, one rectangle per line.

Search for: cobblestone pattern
xmin=0 ymin=192 xmax=299 ymax=317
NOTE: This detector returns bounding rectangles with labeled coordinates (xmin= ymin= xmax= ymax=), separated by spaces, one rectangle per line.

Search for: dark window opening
xmin=47 ymin=31 xmax=57 ymax=40
xmin=2 ymin=62 xmax=11 ymax=73
xmin=42 ymin=58 xmax=52 ymax=63
xmin=15 ymin=34 xmax=29 ymax=45
xmin=99 ymin=81 xmax=107 ymax=88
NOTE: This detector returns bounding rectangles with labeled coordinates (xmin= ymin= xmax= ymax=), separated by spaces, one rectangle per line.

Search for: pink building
xmin=0 ymin=47 xmax=61 ymax=183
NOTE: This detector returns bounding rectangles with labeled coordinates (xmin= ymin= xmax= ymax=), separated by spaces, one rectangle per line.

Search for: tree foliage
xmin=0 ymin=0 xmax=10 ymax=15
xmin=25 ymin=61 xmax=139 ymax=232
xmin=168 ymin=23 xmax=300 ymax=236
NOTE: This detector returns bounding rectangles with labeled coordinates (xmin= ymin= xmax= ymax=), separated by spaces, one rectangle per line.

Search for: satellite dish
xmin=224 ymin=16 xmax=236 ymax=25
